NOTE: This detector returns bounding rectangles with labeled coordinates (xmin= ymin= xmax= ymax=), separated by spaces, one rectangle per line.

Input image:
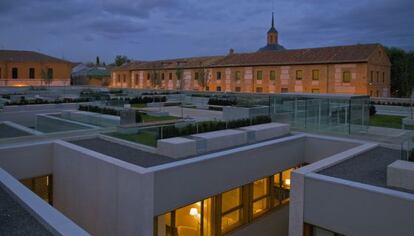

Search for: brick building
xmin=0 ymin=50 xmax=72 ymax=87
xmin=111 ymin=15 xmax=391 ymax=97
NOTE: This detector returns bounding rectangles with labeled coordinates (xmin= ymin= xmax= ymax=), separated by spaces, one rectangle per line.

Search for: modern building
xmin=110 ymin=15 xmax=391 ymax=97
xmin=0 ymin=50 xmax=72 ymax=87
xmin=290 ymin=145 xmax=414 ymax=236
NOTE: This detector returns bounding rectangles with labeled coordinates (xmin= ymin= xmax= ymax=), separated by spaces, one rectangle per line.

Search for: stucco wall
xmin=52 ymin=141 xmax=155 ymax=236
xmin=304 ymin=174 xmax=414 ymax=236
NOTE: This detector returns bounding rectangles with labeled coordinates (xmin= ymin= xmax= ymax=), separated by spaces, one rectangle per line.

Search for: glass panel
xmin=203 ymin=199 xmax=213 ymax=236
xmin=253 ymin=178 xmax=268 ymax=200
xmin=221 ymin=188 xmax=241 ymax=213
xmin=221 ymin=209 xmax=242 ymax=233
xmin=175 ymin=202 xmax=201 ymax=236
xmin=281 ymin=169 xmax=293 ymax=190
xmin=157 ymin=213 xmax=172 ymax=236
xmin=253 ymin=198 xmax=268 ymax=217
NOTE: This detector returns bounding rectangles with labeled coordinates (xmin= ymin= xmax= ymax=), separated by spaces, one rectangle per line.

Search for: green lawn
xmin=141 ymin=114 xmax=177 ymax=123
xmin=369 ymin=114 xmax=403 ymax=129
xmin=108 ymin=132 xmax=157 ymax=147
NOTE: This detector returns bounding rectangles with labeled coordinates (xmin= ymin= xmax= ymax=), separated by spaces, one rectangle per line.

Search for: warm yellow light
xmin=196 ymin=201 xmax=201 ymax=207
xmin=189 ymin=208 xmax=199 ymax=217
xmin=14 ymin=84 xmax=27 ymax=87
xmin=284 ymin=179 xmax=291 ymax=186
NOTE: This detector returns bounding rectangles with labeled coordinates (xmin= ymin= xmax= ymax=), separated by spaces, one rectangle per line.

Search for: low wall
xmin=61 ymin=111 xmax=120 ymax=127
xmin=223 ymin=106 xmax=269 ymax=121
xmin=35 ymin=114 xmax=97 ymax=133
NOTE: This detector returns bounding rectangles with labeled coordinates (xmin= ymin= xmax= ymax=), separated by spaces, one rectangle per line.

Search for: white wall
xmin=52 ymin=141 xmax=155 ymax=236
xmin=0 ymin=142 xmax=53 ymax=179
xmin=304 ymin=174 xmax=414 ymax=236
xmin=152 ymin=135 xmax=306 ymax=215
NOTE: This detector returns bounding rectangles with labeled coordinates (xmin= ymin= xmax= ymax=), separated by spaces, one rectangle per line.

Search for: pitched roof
xmin=0 ymin=50 xmax=72 ymax=64
xmin=211 ymin=43 xmax=382 ymax=67
xmin=114 ymin=56 xmax=225 ymax=71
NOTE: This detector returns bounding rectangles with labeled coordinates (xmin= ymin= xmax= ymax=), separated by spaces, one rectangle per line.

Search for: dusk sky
xmin=1 ymin=0 xmax=413 ymax=63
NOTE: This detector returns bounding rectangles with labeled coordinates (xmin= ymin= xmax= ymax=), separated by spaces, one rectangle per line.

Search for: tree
xmin=175 ymin=65 xmax=184 ymax=90
xmin=196 ymin=63 xmax=209 ymax=91
xmin=385 ymin=47 xmax=414 ymax=97
xmin=114 ymin=55 xmax=130 ymax=66
xmin=96 ymin=56 xmax=100 ymax=65
xmin=41 ymin=69 xmax=53 ymax=87
xmin=149 ymin=68 xmax=162 ymax=88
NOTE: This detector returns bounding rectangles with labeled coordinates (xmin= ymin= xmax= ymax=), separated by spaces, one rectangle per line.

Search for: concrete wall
xmin=230 ymin=206 xmax=289 ymax=236
xmin=36 ymin=114 xmax=95 ymax=133
xmin=0 ymin=142 xmax=53 ymax=179
xmin=152 ymin=135 xmax=306 ymax=215
xmin=304 ymin=174 xmax=414 ymax=236
xmin=0 ymin=103 xmax=78 ymax=127
xmin=303 ymin=135 xmax=362 ymax=164
xmin=52 ymin=141 xmax=155 ymax=236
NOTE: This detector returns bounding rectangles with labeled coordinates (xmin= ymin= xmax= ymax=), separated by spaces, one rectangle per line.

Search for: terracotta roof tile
xmin=0 ymin=50 xmax=72 ymax=64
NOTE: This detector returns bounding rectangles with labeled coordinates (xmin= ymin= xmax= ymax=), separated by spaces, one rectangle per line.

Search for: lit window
xmin=221 ymin=187 xmax=243 ymax=233
xmin=257 ymin=71 xmax=263 ymax=80
xmin=270 ymin=70 xmax=276 ymax=81
xmin=312 ymin=70 xmax=319 ymax=80
xmin=252 ymin=178 xmax=270 ymax=218
xmin=296 ymin=70 xmax=303 ymax=80
xmin=342 ymin=71 xmax=351 ymax=83
xmin=273 ymin=168 xmax=293 ymax=206
xmin=21 ymin=175 xmax=53 ymax=204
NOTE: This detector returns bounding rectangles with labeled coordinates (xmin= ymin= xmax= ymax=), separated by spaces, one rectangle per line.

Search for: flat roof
xmin=69 ymin=137 xmax=176 ymax=168
xmin=0 ymin=123 xmax=32 ymax=139
xmin=0 ymin=185 xmax=52 ymax=235
xmin=318 ymin=147 xmax=412 ymax=193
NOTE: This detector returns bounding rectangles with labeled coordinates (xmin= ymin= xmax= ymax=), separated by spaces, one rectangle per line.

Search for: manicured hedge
xmin=129 ymin=96 xmax=166 ymax=104
xmin=162 ymin=115 xmax=272 ymax=139
xmin=6 ymin=97 xmax=90 ymax=106
xmin=208 ymin=98 xmax=237 ymax=106
xmin=78 ymin=105 xmax=142 ymax=123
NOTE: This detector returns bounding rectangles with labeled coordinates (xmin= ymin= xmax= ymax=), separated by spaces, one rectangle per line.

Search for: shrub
xmin=208 ymin=98 xmax=237 ymax=106
xmin=369 ymin=104 xmax=377 ymax=116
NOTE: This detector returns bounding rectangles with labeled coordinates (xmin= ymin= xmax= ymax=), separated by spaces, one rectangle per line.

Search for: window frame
xmin=342 ymin=71 xmax=351 ymax=83
xmin=256 ymin=71 xmax=263 ymax=80
xmin=270 ymin=70 xmax=276 ymax=81
xmin=216 ymin=71 xmax=222 ymax=80
xmin=312 ymin=69 xmax=319 ymax=81
xmin=296 ymin=70 xmax=303 ymax=80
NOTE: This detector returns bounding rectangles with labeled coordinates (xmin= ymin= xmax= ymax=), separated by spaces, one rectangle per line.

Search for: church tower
xmin=267 ymin=12 xmax=278 ymax=45
xmin=258 ymin=12 xmax=285 ymax=52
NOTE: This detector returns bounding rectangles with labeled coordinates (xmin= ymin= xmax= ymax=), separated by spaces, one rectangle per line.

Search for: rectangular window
xmin=342 ymin=71 xmax=351 ymax=83
xmin=256 ymin=87 xmax=263 ymax=93
xmin=161 ymin=73 xmax=165 ymax=81
xmin=273 ymin=168 xmax=293 ymax=206
xmin=281 ymin=88 xmax=288 ymax=93
xmin=235 ymin=71 xmax=241 ymax=81
xmin=123 ymin=75 xmax=126 ymax=83
xmin=12 ymin=67 xmax=18 ymax=79
xmin=117 ymin=74 xmax=120 ymax=83
xmin=383 ymin=72 xmax=385 ymax=83
xmin=270 ymin=71 xmax=276 ymax=81
xmin=235 ymin=87 xmax=241 ymax=92
xmin=312 ymin=89 xmax=320 ymax=94
xmin=370 ymin=71 xmax=374 ymax=83
xmin=376 ymin=71 xmax=379 ymax=83
xmin=147 ymin=73 xmax=150 ymax=80
xmin=135 ymin=74 xmax=139 ymax=84
xmin=252 ymin=178 xmax=270 ymax=218
xmin=216 ymin=86 xmax=222 ymax=92
xmin=312 ymin=70 xmax=319 ymax=80
xmin=29 ymin=68 xmax=35 ymax=79
xmin=256 ymin=71 xmax=263 ymax=80
xmin=0 ymin=68 xmax=2 ymax=79
xmin=47 ymin=68 xmax=53 ymax=80
xmin=221 ymin=187 xmax=244 ymax=233
xmin=217 ymin=72 xmax=222 ymax=80
xmin=296 ymin=70 xmax=303 ymax=80
xmin=169 ymin=72 xmax=172 ymax=80
xmin=195 ymin=72 xmax=199 ymax=80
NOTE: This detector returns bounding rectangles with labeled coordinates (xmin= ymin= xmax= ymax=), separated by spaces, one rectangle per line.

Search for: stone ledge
xmin=387 ymin=160 xmax=414 ymax=191
xmin=157 ymin=137 xmax=197 ymax=159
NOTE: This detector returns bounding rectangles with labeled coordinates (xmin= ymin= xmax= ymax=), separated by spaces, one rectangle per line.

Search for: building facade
xmin=0 ymin=50 xmax=72 ymax=87
xmin=110 ymin=16 xmax=391 ymax=97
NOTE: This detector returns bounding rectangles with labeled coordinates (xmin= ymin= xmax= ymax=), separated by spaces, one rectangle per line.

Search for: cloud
xmin=0 ymin=0 xmax=412 ymax=63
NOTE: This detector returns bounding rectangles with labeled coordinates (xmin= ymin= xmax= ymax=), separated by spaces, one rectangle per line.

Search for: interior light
xmin=284 ymin=178 xmax=291 ymax=186
xmin=189 ymin=208 xmax=199 ymax=217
